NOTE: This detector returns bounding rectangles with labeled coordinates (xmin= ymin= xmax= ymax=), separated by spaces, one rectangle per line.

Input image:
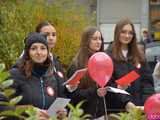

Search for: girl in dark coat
xmin=66 ymin=26 xmax=133 ymax=119
xmin=105 ymin=18 xmax=154 ymax=106
xmin=9 ymin=33 xmax=66 ymax=119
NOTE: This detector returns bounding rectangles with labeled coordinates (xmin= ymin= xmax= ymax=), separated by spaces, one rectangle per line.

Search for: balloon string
xmin=103 ymin=96 xmax=108 ymax=120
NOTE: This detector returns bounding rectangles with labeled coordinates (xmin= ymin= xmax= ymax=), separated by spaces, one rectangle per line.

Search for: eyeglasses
xmin=121 ymin=30 xmax=134 ymax=36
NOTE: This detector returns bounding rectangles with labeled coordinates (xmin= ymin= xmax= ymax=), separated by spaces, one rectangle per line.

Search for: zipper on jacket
xmin=40 ymin=77 xmax=45 ymax=109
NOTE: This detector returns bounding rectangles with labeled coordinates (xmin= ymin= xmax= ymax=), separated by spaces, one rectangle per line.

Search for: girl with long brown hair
xmin=66 ymin=26 xmax=133 ymax=119
xmin=106 ymin=18 xmax=154 ymax=106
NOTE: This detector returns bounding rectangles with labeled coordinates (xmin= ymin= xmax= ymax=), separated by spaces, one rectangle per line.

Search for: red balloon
xmin=144 ymin=93 xmax=160 ymax=114
xmin=88 ymin=52 xmax=113 ymax=87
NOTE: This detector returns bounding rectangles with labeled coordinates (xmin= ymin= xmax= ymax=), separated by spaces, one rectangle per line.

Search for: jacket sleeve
xmin=116 ymin=93 xmax=132 ymax=109
xmin=140 ymin=62 xmax=154 ymax=85
xmin=139 ymin=62 xmax=155 ymax=104
xmin=106 ymin=76 xmax=133 ymax=110
xmin=9 ymin=68 xmax=25 ymax=97
xmin=67 ymin=85 xmax=97 ymax=103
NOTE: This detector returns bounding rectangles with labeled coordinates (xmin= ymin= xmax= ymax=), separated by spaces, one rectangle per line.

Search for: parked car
xmin=145 ymin=41 xmax=160 ymax=73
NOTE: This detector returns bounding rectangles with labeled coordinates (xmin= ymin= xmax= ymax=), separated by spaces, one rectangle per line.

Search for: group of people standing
xmin=1 ymin=18 xmax=155 ymax=119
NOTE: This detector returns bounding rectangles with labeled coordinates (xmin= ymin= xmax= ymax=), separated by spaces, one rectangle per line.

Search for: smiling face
xmin=119 ymin=24 xmax=134 ymax=49
xmin=29 ymin=43 xmax=48 ymax=63
xmin=89 ymin=31 xmax=102 ymax=53
xmin=40 ymin=25 xmax=57 ymax=49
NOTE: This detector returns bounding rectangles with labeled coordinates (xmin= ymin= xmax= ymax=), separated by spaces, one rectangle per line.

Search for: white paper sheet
xmin=47 ymin=97 xmax=70 ymax=117
xmin=107 ymin=86 xmax=130 ymax=95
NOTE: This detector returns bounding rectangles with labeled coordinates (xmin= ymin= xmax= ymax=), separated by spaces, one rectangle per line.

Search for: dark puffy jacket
xmin=9 ymin=66 xmax=66 ymax=110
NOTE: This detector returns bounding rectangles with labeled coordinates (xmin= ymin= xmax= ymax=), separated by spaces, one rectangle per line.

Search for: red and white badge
xmin=136 ymin=63 xmax=141 ymax=69
xmin=47 ymin=86 xmax=54 ymax=96
xmin=57 ymin=71 xmax=64 ymax=78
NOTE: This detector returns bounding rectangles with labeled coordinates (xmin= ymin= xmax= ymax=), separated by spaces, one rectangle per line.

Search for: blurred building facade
xmin=96 ymin=0 xmax=160 ymax=48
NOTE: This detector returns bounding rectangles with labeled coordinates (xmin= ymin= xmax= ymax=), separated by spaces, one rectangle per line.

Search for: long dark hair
xmin=112 ymin=18 xmax=144 ymax=66
xmin=69 ymin=26 xmax=104 ymax=88
xmin=73 ymin=26 xmax=104 ymax=69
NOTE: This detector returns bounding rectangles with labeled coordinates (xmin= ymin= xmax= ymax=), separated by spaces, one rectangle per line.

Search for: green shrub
xmin=0 ymin=0 xmax=95 ymax=70
xmin=67 ymin=101 xmax=91 ymax=120
xmin=110 ymin=107 xmax=147 ymax=120
xmin=0 ymin=63 xmax=27 ymax=119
